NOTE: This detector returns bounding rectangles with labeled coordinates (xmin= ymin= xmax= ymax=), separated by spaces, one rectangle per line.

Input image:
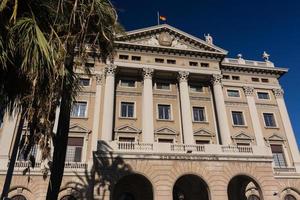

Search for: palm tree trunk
xmin=46 ymin=45 xmax=75 ymax=200
xmin=1 ymin=111 xmax=25 ymax=199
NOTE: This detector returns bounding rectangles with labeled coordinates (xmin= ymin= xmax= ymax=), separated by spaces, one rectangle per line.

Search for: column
xmin=273 ymin=88 xmax=300 ymax=171
xmin=178 ymin=71 xmax=194 ymax=145
xmin=142 ymin=68 xmax=154 ymax=143
xmin=243 ymin=86 xmax=265 ymax=146
xmin=211 ymin=74 xmax=231 ymax=145
xmin=101 ymin=64 xmax=116 ymax=141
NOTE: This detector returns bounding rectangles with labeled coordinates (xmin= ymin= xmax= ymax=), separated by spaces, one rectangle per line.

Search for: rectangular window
xmin=71 ymin=102 xmax=87 ymax=117
xmin=270 ymin=144 xmax=287 ymax=167
xmin=237 ymin=143 xmax=250 ymax=146
xmin=257 ymin=92 xmax=270 ymax=99
xmin=119 ymin=54 xmax=129 ymax=60
xmin=119 ymin=137 xmax=135 ymax=142
xmin=17 ymin=137 xmax=38 ymax=161
xmin=131 ymin=56 xmax=141 ymax=61
xmin=232 ymin=76 xmax=240 ymax=80
xmin=121 ymin=102 xmax=134 ymax=118
xmin=190 ymin=85 xmax=203 ymax=92
xmin=66 ymin=137 xmax=83 ymax=162
xmin=155 ymin=58 xmax=164 ymax=63
xmin=196 ymin=140 xmax=210 ymax=144
xmin=193 ymin=107 xmax=205 ymax=122
xmin=227 ymin=89 xmax=240 ymax=97
xmin=252 ymin=77 xmax=259 ymax=82
xmin=232 ymin=111 xmax=245 ymax=126
xmin=158 ymin=104 xmax=171 ymax=120
xmin=223 ymin=75 xmax=230 ymax=80
xmin=263 ymin=113 xmax=276 ymax=127
xmin=156 ymin=82 xmax=170 ymax=90
xmin=158 ymin=138 xmax=174 ymax=143
xmin=261 ymin=78 xmax=269 ymax=83
xmin=79 ymin=78 xmax=90 ymax=86
xmin=167 ymin=59 xmax=176 ymax=64
xmin=120 ymin=79 xmax=136 ymax=87
xmin=84 ymin=62 xmax=94 ymax=68
xmin=200 ymin=63 xmax=209 ymax=67
xmin=189 ymin=61 xmax=198 ymax=66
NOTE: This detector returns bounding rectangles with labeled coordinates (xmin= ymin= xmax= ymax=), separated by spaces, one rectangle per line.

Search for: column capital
xmin=143 ymin=68 xmax=154 ymax=79
xmin=211 ymin=74 xmax=222 ymax=86
xmin=243 ymin=86 xmax=254 ymax=96
xmin=95 ymin=73 xmax=104 ymax=85
xmin=105 ymin=64 xmax=117 ymax=76
xmin=178 ymin=71 xmax=189 ymax=82
xmin=273 ymin=88 xmax=284 ymax=98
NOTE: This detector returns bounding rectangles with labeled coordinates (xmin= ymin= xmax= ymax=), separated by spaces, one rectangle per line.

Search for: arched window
xmin=248 ymin=195 xmax=260 ymax=200
xmin=285 ymin=194 xmax=297 ymax=200
xmin=11 ymin=195 xmax=27 ymax=200
xmin=60 ymin=195 xmax=77 ymax=200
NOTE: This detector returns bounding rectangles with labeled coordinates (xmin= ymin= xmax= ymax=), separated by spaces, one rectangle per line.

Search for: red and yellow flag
xmin=159 ymin=15 xmax=167 ymax=21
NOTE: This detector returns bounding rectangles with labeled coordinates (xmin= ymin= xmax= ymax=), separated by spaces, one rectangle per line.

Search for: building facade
xmin=0 ymin=24 xmax=300 ymax=200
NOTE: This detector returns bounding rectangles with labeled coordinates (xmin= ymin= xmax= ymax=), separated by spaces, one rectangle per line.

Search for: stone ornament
xmin=178 ymin=71 xmax=189 ymax=82
xmin=262 ymin=51 xmax=270 ymax=62
xmin=211 ymin=74 xmax=222 ymax=85
xmin=143 ymin=68 xmax=154 ymax=79
xmin=158 ymin=32 xmax=173 ymax=46
xmin=243 ymin=86 xmax=254 ymax=96
xmin=95 ymin=73 xmax=104 ymax=85
xmin=273 ymin=88 xmax=284 ymax=98
xmin=105 ymin=64 xmax=117 ymax=77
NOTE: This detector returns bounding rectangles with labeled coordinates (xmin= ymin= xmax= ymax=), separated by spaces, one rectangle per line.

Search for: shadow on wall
xmin=63 ymin=141 xmax=133 ymax=200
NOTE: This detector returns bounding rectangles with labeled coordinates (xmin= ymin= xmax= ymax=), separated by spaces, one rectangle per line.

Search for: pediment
xmin=267 ymin=133 xmax=285 ymax=141
xmin=115 ymin=124 xmax=141 ymax=133
xmin=193 ymin=128 xmax=215 ymax=137
xmin=69 ymin=123 xmax=91 ymax=133
xmin=116 ymin=24 xmax=227 ymax=55
xmin=232 ymin=132 xmax=253 ymax=140
xmin=155 ymin=127 xmax=177 ymax=135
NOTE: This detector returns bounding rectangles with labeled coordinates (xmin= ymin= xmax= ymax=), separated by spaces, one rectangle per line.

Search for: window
xmin=257 ymin=92 xmax=270 ymax=100
xmin=79 ymin=78 xmax=90 ymax=86
xmin=84 ymin=62 xmax=94 ymax=68
xmin=155 ymin=58 xmax=164 ymax=63
xmin=66 ymin=137 xmax=83 ymax=162
xmin=158 ymin=104 xmax=171 ymax=120
xmin=261 ymin=78 xmax=269 ymax=83
xmin=285 ymin=195 xmax=297 ymax=200
xmin=189 ymin=61 xmax=198 ymax=66
xmin=232 ymin=76 xmax=240 ymax=80
xmin=156 ymin=82 xmax=170 ymax=90
xmin=121 ymin=102 xmax=134 ymax=118
xmin=196 ymin=140 xmax=210 ymax=144
xmin=237 ymin=143 xmax=250 ymax=146
xmin=193 ymin=107 xmax=205 ymax=122
xmin=252 ymin=77 xmax=259 ymax=82
xmin=158 ymin=138 xmax=173 ymax=143
xmin=232 ymin=111 xmax=245 ymax=126
xmin=120 ymin=79 xmax=136 ymax=87
xmin=167 ymin=59 xmax=176 ymax=64
xmin=119 ymin=137 xmax=135 ymax=142
xmin=190 ymin=85 xmax=203 ymax=92
xmin=17 ymin=136 xmax=38 ymax=161
xmin=11 ymin=195 xmax=27 ymax=200
xmin=263 ymin=113 xmax=276 ymax=127
xmin=247 ymin=195 xmax=260 ymax=200
xmin=119 ymin=54 xmax=129 ymax=60
xmin=71 ymin=102 xmax=87 ymax=117
xmin=223 ymin=75 xmax=230 ymax=80
xmin=271 ymin=144 xmax=287 ymax=167
xmin=131 ymin=56 xmax=141 ymax=61
xmin=227 ymin=89 xmax=240 ymax=97
xmin=200 ymin=63 xmax=209 ymax=67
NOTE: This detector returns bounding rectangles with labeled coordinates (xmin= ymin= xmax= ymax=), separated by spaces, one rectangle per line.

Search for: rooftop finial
xmin=262 ymin=51 xmax=270 ymax=62
xmin=237 ymin=53 xmax=243 ymax=59
xmin=205 ymin=33 xmax=213 ymax=45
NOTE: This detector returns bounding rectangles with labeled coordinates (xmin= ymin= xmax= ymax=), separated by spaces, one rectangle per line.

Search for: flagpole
xmin=157 ymin=11 xmax=160 ymax=25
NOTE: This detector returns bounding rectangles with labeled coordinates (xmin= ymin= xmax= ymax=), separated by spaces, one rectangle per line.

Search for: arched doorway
xmin=61 ymin=195 xmax=77 ymax=200
xmin=112 ymin=174 xmax=153 ymax=200
xmin=228 ymin=175 xmax=262 ymax=200
xmin=11 ymin=195 xmax=27 ymax=200
xmin=173 ymin=174 xmax=210 ymax=200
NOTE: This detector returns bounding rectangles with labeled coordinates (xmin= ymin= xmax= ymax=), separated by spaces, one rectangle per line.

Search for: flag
xmin=159 ymin=15 xmax=167 ymax=21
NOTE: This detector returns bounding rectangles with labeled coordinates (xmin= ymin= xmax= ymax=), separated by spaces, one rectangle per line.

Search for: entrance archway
xmin=112 ymin=174 xmax=153 ymax=200
xmin=173 ymin=174 xmax=210 ymax=200
xmin=227 ymin=175 xmax=262 ymax=200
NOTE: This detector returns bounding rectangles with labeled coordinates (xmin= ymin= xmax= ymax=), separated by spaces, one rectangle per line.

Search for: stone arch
xmin=111 ymin=173 xmax=154 ymax=200
xmin=227 ymin=174 xmax=263 ymax=200
xmin=58 ymin=187 xmax=81 ymax=200
xmin=172 ymin=174 xmax=211 ymax=200
xmin=280 ymin=187 xmax=300 ymax=200
xmin=8 ymin=187 xmax=34 ymax=200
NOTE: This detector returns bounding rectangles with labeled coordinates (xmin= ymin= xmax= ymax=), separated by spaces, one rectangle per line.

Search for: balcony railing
xmin=273 ymin=167 xmax=296 ymax=173
xmin=12 ymin=161 xmax=87 ymax=170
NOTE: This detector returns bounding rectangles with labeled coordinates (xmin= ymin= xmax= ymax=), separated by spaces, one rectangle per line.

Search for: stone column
xmin=178 ymin=71 xmax=194 ymax=145
xmin=211 ymin=74 xmax=231 ymax=145
xmin=142 ymin=68 xmax=154 ymax=143
xmin=101 ymin=64 xmax=116 ymax=141
xmin=273 ymin=88 xmax=300 ymax=171
xmin=243 ymin=86 xmax=265 ymax=146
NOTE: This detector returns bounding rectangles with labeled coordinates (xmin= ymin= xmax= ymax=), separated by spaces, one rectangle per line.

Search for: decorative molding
xmin=105 ymin=64 xmax=117 ymax=77
xmin=255 ymin=103 xmax=277 ymax=109
xmin=153 ymin=94 xmax=177 ymax=99
xmin=232 ymin=132 xmax=254 ymax=141
xmin=95 ymin=73 xmax=104 ymax=85
xmin=225 ymin=101 xmax=248 ymax=107
xmin=69 ymin=123 xmax=91 ymax=134
xmin=143 ymin=68 xmax=154 ymax=79
xmin=193 ymin=128 xmax=215 ymax=137
xmin=211 ymin=74 xmax=222 ymax=86
xmin=243 ymin=86 xmax=254 ymax=96
xmin=114 ymin=124 xmax=141 ymax=134
xmin=190 ymin=96 xmax=211 ymax=101
xmin=116 ymin=91 xmax=142 ymax=96
xmin=266 ymin=133 xmax=286 ymax=142
xmin=155 ymin=127 xmax=178 ymax=135
xmin=178 ymin=71 xmax=189 ymax=82
xmin=272 ymin=88 xmax=284 ymax=98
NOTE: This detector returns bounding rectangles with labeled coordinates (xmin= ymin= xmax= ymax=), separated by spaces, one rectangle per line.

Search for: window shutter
xmin=74 ymin=147 xmax=82 ymax=162
xmin=271 ymin=145 xmax=283 ymax=153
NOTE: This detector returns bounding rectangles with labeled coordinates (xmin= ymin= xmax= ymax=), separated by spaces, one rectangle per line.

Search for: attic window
xmin=223 ymin=75 xmax=230 ymax=80
xmin=167 ymin=59 xmax=176 ymax=64
xmin=232 ymin=76 xmax=240 ymax=80
xmin=132 ymin=56 xmax=141 ymax=61
xmin=155 ymin=58 xmax=164 ymax=63
xmin=261 ymin=78 xmax=269 ymax=83
xmin=252 ymin=77 xmax=259 ymax=82
xmin=200 ymin=63 xmax=209 ymax=68
xmin=119 ymin=54 xmax=129 ymax=60
xmin=189 ymin=61 xmax=198 ymax=66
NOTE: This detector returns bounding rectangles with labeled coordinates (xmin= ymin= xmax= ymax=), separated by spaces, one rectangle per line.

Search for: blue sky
xmin=113 ymin=0 xmax=300 ymax=147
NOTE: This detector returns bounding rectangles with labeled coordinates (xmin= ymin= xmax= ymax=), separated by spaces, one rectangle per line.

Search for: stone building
xmin=0 ymin=24 xmax=300 ymax=200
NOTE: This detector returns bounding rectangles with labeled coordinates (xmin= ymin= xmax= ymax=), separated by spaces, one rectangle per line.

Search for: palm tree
xmin=0 ymin=0 xmax=121 ymax=199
